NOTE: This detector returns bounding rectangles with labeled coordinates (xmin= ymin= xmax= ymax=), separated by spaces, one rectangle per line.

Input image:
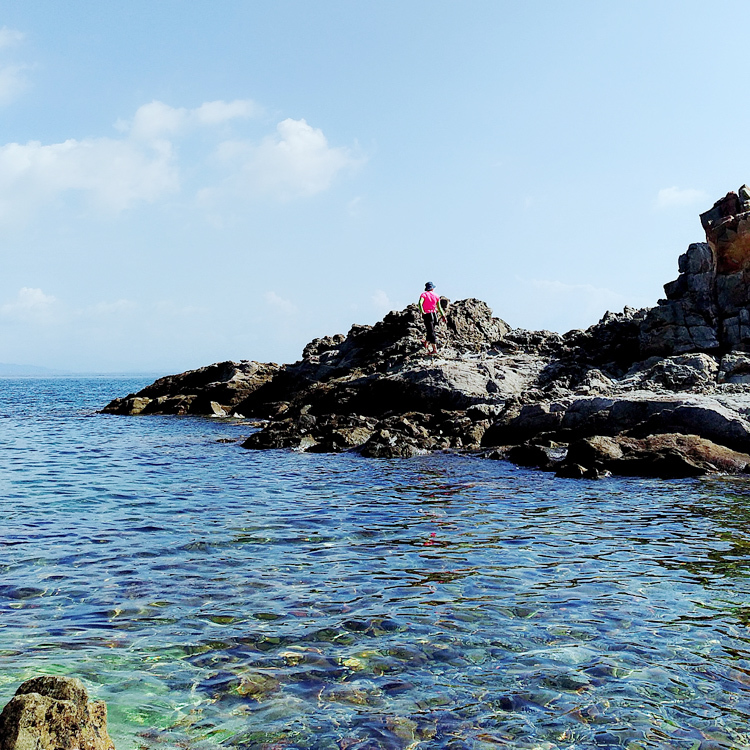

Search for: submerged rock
xmin=0 ymin=676 xmax=114 ymax=750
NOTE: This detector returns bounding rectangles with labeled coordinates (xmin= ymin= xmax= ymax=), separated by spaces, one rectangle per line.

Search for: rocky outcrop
xmin=101 ymin=188 xmax=750 ymax=477
xmin=102 ymin=360 xmax=281 ymax=416
xmin=0 ymin=676 xmax=114 ymax=750
xmin=641 ymin=186 xmax=750 ymax=356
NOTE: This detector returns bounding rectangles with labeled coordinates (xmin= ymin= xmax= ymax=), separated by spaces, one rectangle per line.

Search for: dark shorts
xmin=423 ymin=312 xmax=437 ymax=344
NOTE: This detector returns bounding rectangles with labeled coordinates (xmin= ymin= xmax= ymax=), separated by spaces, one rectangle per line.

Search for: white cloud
xmin=0 ymin=27 xmax=28 ymax=105
xmin=371 ymin=289 xmax=394 ymax=313
xmin=0 ymin=63 xmax=27 ymax=104
xmin=127 ymin=98 xmax=260 ymax=141
xmin=1 ymin=287 xmax=57 ymax=321
xmin=264 ymin=291 xmax=297 ymax=314
xmin=655 ymin=186 xmax=709 ymax=210
xmin=0 ymin=100 xmax=360 ymax=224
xmin=0 ymin=27 xmax=24 ymax=49
xmin=194 ymin=99 xmax=261 ymax=125
xmin=234 ymin=118 xmax=363 ymax=199
xmin=0 ymin=136 xmax=178 ymax=219
xmin=84 ymin=299 xmax=137 ymax=316
xmin=129 ymin=101 xmax=188 ymax=141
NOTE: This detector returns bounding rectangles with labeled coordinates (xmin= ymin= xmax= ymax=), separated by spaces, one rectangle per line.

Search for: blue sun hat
xmin=425 ymin=282 xmax=435 ymax=291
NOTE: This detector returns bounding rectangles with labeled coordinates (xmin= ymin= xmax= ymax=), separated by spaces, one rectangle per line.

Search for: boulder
xmin=507 ymin=443 xmax=557 ymax=470
xmin=559 ymin=433 xmax=750 ymax=478
xmin=718 ymin=352 xmax=750 ymax=384
xmin=0 ymin=676 xmax=114 ymax=750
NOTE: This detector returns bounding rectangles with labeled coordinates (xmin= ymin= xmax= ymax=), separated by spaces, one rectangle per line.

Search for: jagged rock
xmin=482 ymin=401 xmax=567 ymax=446
xmin=507 ymin=443 xmax=557 ymax=470
xmin=620 ymin=353 xmax=718 ymax=392
xmin=484 ymin=392 xmax=750 ymax=455
xmin=242 ymin=414 xmax=378 ymax=453
xmin=642 ymin=189 xmax=750 ymax=356
xmin=357 ymin=428 xmax=428 ymax=458
xmin=101 ymin=360 xmax=281 ymax=416
xmin=718 ymin=352 xmax=750 ymax=384
xmin=0 ymin=676 xmax=114 ymax=750
xmin=559 ymin=433 xmax=750 ymax=478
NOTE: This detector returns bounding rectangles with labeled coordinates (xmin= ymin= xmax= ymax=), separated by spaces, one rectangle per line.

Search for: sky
xmin=1 ymin=1 xmax=749 ymax=373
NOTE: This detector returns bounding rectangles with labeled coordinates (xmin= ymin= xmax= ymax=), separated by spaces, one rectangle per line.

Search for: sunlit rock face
xmin=641 ymin=186 xmax=750 ymax=356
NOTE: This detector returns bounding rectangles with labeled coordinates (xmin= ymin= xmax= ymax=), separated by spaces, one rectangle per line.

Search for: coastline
xmin=102 ymin=190 xmax=750 ymax=480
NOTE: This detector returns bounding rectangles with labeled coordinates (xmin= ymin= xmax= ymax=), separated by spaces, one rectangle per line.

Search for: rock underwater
xmin=0 ymin=676 xmax=115 ymax=750
xmin=101 ymin=188 xmax=750 ymax=478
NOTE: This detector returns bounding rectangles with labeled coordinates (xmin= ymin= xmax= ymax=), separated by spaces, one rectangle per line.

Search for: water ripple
xmin=1 ymin=379 xmax=750 ymax=748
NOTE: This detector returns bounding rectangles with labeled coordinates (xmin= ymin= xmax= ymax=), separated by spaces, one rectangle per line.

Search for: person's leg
xmin=424 ymin=313 xmax=436 ymax=351
xmin=431 ymin=313 xmax=439 ymax=354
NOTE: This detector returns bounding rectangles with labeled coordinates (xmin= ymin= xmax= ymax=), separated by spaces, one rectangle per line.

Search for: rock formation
xmin=102 ymin=360 xmax=281 ymax=417
xmin=641 ymin=186 xmax=750 ymax=356
xmin=0 ymin=676 xmax=114 ymax=750
xmin=101 ymin=188 xmax=750 ymax=478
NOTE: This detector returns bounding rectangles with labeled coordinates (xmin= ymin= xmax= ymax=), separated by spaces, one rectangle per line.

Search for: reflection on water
xmin=1 ymin=379 xmax=750 ymax=749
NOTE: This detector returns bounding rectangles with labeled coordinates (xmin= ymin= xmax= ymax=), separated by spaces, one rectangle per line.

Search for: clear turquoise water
xmin=1 ymin=378 xmax=750 ymax=749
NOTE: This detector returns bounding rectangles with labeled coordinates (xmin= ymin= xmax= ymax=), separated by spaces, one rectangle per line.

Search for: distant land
xmin=0 ymin=362 xmax=163 ymax=378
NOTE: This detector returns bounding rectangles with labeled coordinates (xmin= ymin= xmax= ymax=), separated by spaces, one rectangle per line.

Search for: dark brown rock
xmin=561 ymin=433 xmax=750 ymax=479
xmin=507 ymin=443 xmax=556 ymax=470
xmin=101 ymin=360 xmax=281 ymax=416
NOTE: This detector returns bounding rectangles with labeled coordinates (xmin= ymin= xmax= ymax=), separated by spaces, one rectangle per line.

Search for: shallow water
xmin=1 ymin=378 xmax=750 ymax=749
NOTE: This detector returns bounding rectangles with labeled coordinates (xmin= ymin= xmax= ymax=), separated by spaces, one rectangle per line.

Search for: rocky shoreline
xmin=102 ymin=189 xmax=750 ymax=479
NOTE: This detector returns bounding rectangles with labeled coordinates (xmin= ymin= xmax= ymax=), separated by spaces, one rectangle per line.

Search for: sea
xmin=1 ymin=377 xmax=750 ymax=750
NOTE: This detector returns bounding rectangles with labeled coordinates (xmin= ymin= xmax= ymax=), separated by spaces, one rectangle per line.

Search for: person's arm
xmin=419 ymin=294 xmax=426 ymax=314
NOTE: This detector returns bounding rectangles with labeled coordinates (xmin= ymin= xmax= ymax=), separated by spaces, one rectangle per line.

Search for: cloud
xmin=0 ymin=63 xmax=27 ymax=104
xmin=194 ymin=99 xmax=261 ymax=125
xmin=129 ymin=101 xmax=189 ymax=141
xmin=225 ymin=118 xmax=364 ymax=199
xmin=83 ymin=299 xmax=137 ymax=316
xmin=0 ymin=100 xmax=361 ymax=224
xmin=0 ymin=99 xmax=261 ymax=219
xmin=1 ymin=287 xmax=57 ymax=321
xmin=0 ymin=27 xmax=24 ymax=49
xmin=0 ymin=136 xmax=178 ymax=219
xmin=0 ymin=27 xmax=28 ymax=105
xmin=655 ymin=186 xmax=709 ymax=210
xmin=126 ymin=98 xmax=260 ymax=141
xmin=264 ymin=291 xmax=297 ymax=314
xmin=371 ymin=289 xmax=394 ymax=313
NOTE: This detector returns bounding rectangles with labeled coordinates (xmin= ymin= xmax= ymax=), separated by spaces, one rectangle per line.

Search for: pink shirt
xmin=420 ymin=290 xmax=440 ymax=314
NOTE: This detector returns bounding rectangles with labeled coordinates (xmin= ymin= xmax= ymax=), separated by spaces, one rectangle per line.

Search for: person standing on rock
xmin=419 ymin=281 xmax=447 ymax=355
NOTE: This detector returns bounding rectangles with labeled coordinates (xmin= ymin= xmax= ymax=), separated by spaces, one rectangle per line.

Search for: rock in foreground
xmin=0 ymin=676 xmax=114 ymax=750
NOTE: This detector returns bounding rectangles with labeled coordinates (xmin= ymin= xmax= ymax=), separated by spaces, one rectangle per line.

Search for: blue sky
xmin=1 ymin=1 xmax=748 ymax=372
